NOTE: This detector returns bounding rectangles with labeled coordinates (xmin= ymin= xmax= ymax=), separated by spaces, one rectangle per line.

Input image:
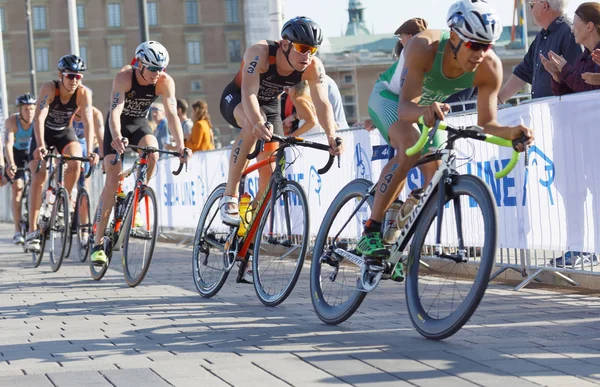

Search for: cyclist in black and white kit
xmin=25 ymin=55 xmax=98 ymax=252
xmin=219 ymin=16 xmax=343 ymax=226
xmin=91 ymin=41 xmax=190 ymax=266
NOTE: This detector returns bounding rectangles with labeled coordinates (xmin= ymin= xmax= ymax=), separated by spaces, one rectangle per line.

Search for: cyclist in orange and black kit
xmin=219 ymin=16 xmax=343 ymax=226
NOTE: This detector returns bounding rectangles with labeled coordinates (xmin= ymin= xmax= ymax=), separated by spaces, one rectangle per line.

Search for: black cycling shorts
xmin=220 ymin=81 xmax=283 ymax=136
xmin=8 ymin=149 xmax=29 ymax=180
xmin=28 ymin=128 xmax=79 ymax=162
xmin=103 ymin=114 xmax=154 ymax=156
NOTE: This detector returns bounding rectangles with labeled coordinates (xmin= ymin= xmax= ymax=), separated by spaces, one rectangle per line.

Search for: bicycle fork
xmin=433 ymin=172 xmax=467 ymax=263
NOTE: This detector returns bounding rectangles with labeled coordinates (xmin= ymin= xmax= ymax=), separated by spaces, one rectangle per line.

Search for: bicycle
xmin=88 ymin=145 xmax=185 ymax=287
xmin=63 ymin=160 xmax=93 ymax=262
xmin=31 ymin=149 xmax=92 ymax=272
xmin=7 ymin=162 xmax=31 ymax=250
xmin=310 ymin=117 xmax=527 ymax=340
xmin=192 ymin=134 xmax=339 ymax=306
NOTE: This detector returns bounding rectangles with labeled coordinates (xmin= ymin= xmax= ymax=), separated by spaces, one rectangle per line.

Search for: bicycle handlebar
xmin=111 ymin=144 xmax=188 ymax=176
xmin=247 ymin=132 xmax=342 ymax=175
xmin=406 ymin=117 xmax=523 ymax=179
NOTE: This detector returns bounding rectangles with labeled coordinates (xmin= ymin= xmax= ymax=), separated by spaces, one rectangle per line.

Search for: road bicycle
xmin=310 ymin=118 xmax=527 ymax=340
xmin=7 ymin=162 xmax=31 ymax=251
xmin=192 ymin=134 xmax=339 ymax=306
xmin=31 ymin=149 xmax=92 ymax=272
xmin=89 ymin=145 xmax=185 ymax=287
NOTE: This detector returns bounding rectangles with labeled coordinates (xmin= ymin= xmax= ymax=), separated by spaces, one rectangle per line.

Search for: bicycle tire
xmin=252 ymin=180 xmax=309 ymax=307
xmin=192 ymin=183 xmax=231 ymax=298
xmin=89 ymin=228 xmax=115 ymax=281
xmin=405 ymin=174 xmax=497 ymax=340
xmin=75 ymin=188 xmax=91 ymax=262
xmin=20 ymin=181 xmax=30 ymax=250
xmin=122 ymin=186 xmax=158 ymax=287
xmin=32 ymin=228 xmax=47 ymax=268
xmin=310 ymin=178 xmax=372 ymax=325
xmin=48 ymin=187 xmax=70 ymax=272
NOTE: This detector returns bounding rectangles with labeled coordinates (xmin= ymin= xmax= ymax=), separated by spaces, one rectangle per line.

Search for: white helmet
xmin=447 ymin=0 xmax=502 ymax=44
xmin=135 ymin=41 xmax=170 ymax=68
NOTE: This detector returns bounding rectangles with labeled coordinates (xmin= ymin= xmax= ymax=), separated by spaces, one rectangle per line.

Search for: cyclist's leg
xmin=220 ymin=85 xmax=259 ymax=224
xmin=27 ymin=134 xmax=48 ymax=233
xmin=11 ymin=150 xmax=27 ymax=234
xmin=91 ymin=119 xmax=124 ymax=262
xmin=78 ymin=138 xmax=88 ymax=189
xmin=255 ymin=104 xmax=281 ymax=206
xmin=128 ymin=123 xmax=157 ymax=179
xmin=59 ymin=129 xmax=82 ymax=202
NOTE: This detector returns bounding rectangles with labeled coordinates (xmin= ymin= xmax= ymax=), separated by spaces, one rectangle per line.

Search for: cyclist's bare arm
xmin=77 ymin=86 xmax=95 ymax=155
xmin=290 ymin=96 xmax=317 ymax=136
xmin=241 ymin=43 xmax=270 ymax=130
xmin=5 ymin=115 xmax=17 ymax=168
xmin=93 ymin=107 xmax=105 ymax=157
xmin=109 ymin=70 xmax=129 ymax=142
xmin=397 ymin=32 xmax=440 ymax=126
xmin=474 ymin=53 xmax=533 ymax=144
xmin=304 ymin=58 xmax=338 ymax=139
xmin=33 ymin=82 xmax=54 ymax=153
xmin=157 ymin=74 xmax=185 ymax=150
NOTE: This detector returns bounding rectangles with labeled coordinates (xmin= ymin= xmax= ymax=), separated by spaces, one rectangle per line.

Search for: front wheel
xmin=75 ymin=188 xmax=91 ymax=262
xmin=192 ymin=183 xmax=231 ymax=298
xmin=48 ymin=188 xmax=70 ymax=272
xmin=253 ymin=180 xmax=309 ymax=307
xmin=310 ymin=178 xmax=372 ymax=325
xmin=122 ymin=186 xmax=158 ymax=287
xmin=405 ymin=174 xmax=497 ymax=340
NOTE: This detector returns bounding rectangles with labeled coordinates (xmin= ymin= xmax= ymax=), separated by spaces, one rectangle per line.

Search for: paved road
xmin=1 ymin=222 xmax=600 ymax=386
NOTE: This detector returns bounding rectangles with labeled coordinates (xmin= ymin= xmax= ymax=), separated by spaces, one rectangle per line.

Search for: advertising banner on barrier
xmin=123 ymin=91 xmax=600 ymax=253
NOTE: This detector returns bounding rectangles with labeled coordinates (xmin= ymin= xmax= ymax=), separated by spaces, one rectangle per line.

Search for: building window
xmin=77 ymin=4 xmax=85 ymax=29
xmin=225 ymin=0 xmax=239 ymax=23
xmin=185 ymin=1 xmax=198 ymax=25
xmin=3 ymin=49 xmax=8 ymax=73
xmin=228 ymin=39 xmax=241 ymax=62
xmin=343 ymin=95 xmax=355 ymax=104
xmin=191 ymin=80 xmax=202 ymax=92
xmin=36 ymin=47 xmax=49 ymax=71
xmin=33 ymin=6 xmax=47 ymax=31
xmin=147 ymin=2 xmax=158 ymax=26
xmin=187 ymin=41 xmax=201 ymax=64
xmin=107 ymin=3 xmax=121 ymax=28
xmin=110 ymin=45 xmax=124 ymax=68
xmin=344 ymin=105 xmax=356 ymax=121
xmin=343 ymin=74 xmax=353 ymax=84
xmin=0 ymin=7 xmax=5 ymax=32
xmin=79 ymin=46 xmax=88 ymax=65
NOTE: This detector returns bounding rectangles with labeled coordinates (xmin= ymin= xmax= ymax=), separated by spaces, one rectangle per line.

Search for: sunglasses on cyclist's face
xmin=289 ymin=41 xmax=319 ymax=56
xmin=146 ymin=65 xmax=165 ymax=73
xmin=62 ymin=72 xmax=83 ymax=80
xmin=464 ymin=40 xmax=493 ymax=52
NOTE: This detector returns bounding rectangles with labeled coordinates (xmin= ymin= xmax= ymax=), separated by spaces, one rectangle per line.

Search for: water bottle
xmin=115 ymin=192 xmax=127 ymax=220
xmin=237 ymin=193 xmax=252 ymax=237
xmin=43 ymin=188 xmax=55 ymax=218
xmin=382 ymin=200 xmax=404 ymax=244
xmin=396 ymin=188 xmax=424 ymax=230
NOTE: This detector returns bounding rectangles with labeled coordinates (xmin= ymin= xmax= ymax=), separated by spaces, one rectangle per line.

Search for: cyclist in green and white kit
xmin=357 ymin=0 xmax=534 ymax=263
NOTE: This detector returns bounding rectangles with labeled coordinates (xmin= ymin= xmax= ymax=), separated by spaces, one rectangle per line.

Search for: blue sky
xmin=281 ymin=0 xmax=589 ymax=38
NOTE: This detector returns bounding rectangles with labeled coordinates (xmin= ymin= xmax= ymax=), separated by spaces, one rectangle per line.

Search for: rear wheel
xmin=310 ymin=179 xmax=372 ymax=325
xmin=405 ymin=175 xmax=497 ymax=340
xmin=20 ymin=181 xmax=30 ymax=251
xmin=192 ymin=184 xmax=231 ymax=298
xmin=48 ymin=188 xmax=70 ymax=272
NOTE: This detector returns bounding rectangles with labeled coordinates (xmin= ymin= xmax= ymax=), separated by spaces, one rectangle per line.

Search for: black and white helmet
xmin=447 ymin=0 xmax=502 ymax=43
xmin=16 ymin=93 xmax=36 ymax=106
xmin=58 ymin=54 xmax=87 ymax=72
xmin=135 ymin=41 xmax=170 ymax=68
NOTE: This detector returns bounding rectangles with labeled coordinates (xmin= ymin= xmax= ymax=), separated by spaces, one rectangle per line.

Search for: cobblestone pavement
xmin=1 ymin=222 xmax=600 ymax=386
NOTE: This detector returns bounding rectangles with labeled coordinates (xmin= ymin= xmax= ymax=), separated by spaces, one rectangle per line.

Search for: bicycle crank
xmin=223 ymin=227 xmax=239 ymax=272
xmin=359 ymin=262 xmax=383 ymax=293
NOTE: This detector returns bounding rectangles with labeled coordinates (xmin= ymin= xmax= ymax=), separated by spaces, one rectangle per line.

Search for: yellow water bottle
xmin=237 ymin=193 xmax=252 ymax=236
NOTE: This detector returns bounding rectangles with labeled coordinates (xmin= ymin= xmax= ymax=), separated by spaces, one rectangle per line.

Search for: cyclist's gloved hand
xmin=328 ymin=136 xmax=343 ymax=156
xmin=510 ymin=125 xmax=534 ymax=153
xmin=34 ymin=146 xmax=47 ymax=161
xmin=252 ymin=121 xmax=273 ymax=141
xmin=88 ymin=152 xmax=99 ymax=167
xmin=7 ymin=165 xmax=16 ymax=180
xmin=423 ymin=102 xmax=450 ymax=128
xmin=178 ymin=146 xmax=192 ymax=164
xmin=111 ymin=136 xmax=128 ymax=155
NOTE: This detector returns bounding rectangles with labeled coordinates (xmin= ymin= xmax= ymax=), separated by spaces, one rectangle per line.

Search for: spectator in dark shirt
xmin=498 ymin=0 xmax=582 ymax=102
xmin=541 ymin=2 xmax=600 ymax=95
